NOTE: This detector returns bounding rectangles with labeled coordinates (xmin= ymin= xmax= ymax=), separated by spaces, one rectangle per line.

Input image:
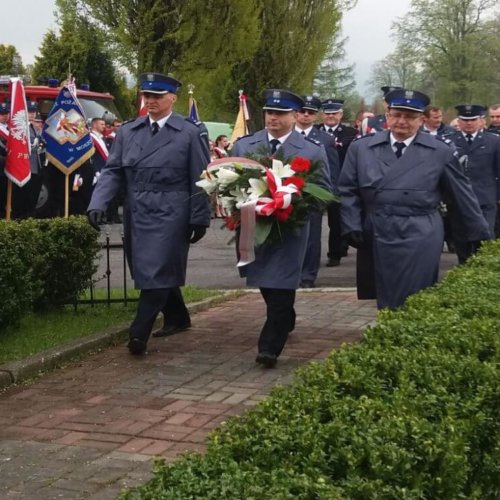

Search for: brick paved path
xmin=0 ymin=292 xmax=376 ymax=499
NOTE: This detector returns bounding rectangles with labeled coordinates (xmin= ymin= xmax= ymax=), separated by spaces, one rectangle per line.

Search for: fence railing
xmin=77 ymin=232 xmax=138 ymax=307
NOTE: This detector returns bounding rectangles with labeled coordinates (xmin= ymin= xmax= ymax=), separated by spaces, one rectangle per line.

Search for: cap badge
xmin=146 ymin=73 xmax=154 ymax=81
xmin=465 ymin=105 xmax=472 ymax=111
xmin=405 ymin=90 xmax=414 ymax=99
xmin=272 ymin=90 xmax=281 ymax=99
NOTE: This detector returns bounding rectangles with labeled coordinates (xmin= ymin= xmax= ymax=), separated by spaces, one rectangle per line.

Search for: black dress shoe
xmin=152 ymin=321 xmax=191 ymax=338
xmin=255 ymin=352 xmax=277 ymax=368
xmin=326 ymin=258 xmax=340 ymax=267
xmin=128 ymin=337 xmax=147 ymax=355
xmin=300 ymin=281 xmax=315 ymax=288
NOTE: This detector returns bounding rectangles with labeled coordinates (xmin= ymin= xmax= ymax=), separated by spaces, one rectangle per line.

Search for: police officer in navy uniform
xmin=87 ymin=72 xmax=211 ymax=355
xmin=295 ymin=95 xmax=339 ymax=287
xmin=447 ymin=104 xmax=500 ymax=263
xmin=339 ymin=88 xmax=490 ymax=310
xmin=317 ymin=98 xmax=357 ymax=266
xmin=231 ymin=89 xmax=332 ymax=368
xmin=361 ymin=86 xmax=403 ymax=135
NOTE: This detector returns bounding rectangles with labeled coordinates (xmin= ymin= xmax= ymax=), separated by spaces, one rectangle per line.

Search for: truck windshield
xmin=38 ymin=96 xmax=121 ymax=122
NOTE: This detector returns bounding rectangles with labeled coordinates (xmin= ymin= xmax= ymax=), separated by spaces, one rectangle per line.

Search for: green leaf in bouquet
xmin=302 ymin=183 xmax=338 ymax=203
xmin=255 ymin=218 xmax=274 ymax=246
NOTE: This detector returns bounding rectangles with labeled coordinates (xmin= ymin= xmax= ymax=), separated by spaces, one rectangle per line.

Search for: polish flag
xmin=5 ymin=78 xmax=31 ymax=187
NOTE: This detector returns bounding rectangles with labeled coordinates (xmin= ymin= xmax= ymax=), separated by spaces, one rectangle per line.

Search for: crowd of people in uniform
xmin=86 ymin=73 xmax=497 ymax=368
xmin=0 ymin=101 xmax=122 ymax=221
xmin=1 ymin=73 xmax=497 ymax=368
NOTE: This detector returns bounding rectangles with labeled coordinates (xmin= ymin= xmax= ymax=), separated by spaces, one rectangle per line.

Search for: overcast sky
xmin=4 ymin=0 xmax=411 ymax=99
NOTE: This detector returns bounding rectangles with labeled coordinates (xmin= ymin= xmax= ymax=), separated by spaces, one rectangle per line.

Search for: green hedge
xmin=122 ymin=242 xmax=500 ymax=499
xmin=0 ymin=217 xmax=99 ymax=328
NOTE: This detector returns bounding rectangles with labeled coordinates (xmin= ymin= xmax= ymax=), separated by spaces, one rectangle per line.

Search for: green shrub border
xmin=123 ymin=242 xmax=500 ymax=499
xmin=0 ymin=217 xmax=99 ymax=328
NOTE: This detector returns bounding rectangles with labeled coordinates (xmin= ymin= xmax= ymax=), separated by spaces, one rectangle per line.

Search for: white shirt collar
xmin=390 ymin=133 xmax=416 ymax=147
xmin=149 ymin=112 xmax=172 ymax=129
xmin=294 ymin=125 xmax=313 ymax=136
xmin=267 ymin=130 xmax=293 ymax=144
xmin=462 ymin=130 xmax=478 ymax=140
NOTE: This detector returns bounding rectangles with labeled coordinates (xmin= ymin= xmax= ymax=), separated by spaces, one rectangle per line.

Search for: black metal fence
xmin=77 ymin=232 xmax=138 ymax=306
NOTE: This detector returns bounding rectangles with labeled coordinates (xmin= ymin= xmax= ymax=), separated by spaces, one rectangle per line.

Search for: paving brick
xmin=0 ymin=291 xmax=377 ymax=499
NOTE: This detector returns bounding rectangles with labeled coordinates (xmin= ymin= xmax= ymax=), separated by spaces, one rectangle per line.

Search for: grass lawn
xmin=0 ymin=286 xmax=220 ymax=364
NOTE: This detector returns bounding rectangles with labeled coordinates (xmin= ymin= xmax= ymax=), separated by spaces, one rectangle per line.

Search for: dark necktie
xmin=327 ymin=127 xmax=334 ymax=135
xmin=300 ymin=130 xmax=306 ymax=136
xmin=466 ymin=133 xmax=473 ymax=145
xmin=269 ymin=138 xmax=280 ymax=154
xmin=394 ymin=141 xmax=406 ymax=158
xmin=151 ymin=122 xmax=159 ymax=136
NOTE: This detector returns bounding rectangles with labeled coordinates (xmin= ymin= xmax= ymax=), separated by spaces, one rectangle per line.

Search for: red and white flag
xmin=5 ymin=78 xmax=31 ymax=187
xmin=138 ymin=95 xmax=148 ymax=116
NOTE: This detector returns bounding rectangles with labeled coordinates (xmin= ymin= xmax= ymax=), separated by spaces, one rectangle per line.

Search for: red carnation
xmin=225 ymin=215 xmax=239 ymax=231
xmin=275 ymin=204 xmax=293 ymax=222
xmin=290 ymin=157 xmax=311 ymax=172
xmin=283 ymin=176 xmax=305 ymax=191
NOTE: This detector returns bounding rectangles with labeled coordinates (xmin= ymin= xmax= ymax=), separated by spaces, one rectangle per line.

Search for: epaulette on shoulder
xmin=234 ymin=133 xmax=254 ymax=142
xmin=185 ymin=117 xmax=203 ymax=127
xmin=122 ymin=118 xmax=136 ymax=126
xmin=435 ymin=135 xmax=453 ymax=146
xmin=305 ymin=136 xmax=321 ymax=146
xmin=353 ymin=132 xmax=375 ymax=142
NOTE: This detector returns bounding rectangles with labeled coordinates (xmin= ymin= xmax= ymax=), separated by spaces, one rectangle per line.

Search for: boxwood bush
xmin=122 ymin=241 xmax=500 ymax=499
xmin=0 ymin=217 xmax=99 ymax=328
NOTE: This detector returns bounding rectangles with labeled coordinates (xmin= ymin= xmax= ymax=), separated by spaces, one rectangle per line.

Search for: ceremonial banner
xmin=138 ymin=95 xmax=148 ymax=116
xmin=188 ymin=93 xmax=200 ymax=122
xmin=42 ymin=85 xmax=94 ymax=175
xmin=230 ymin=90 xmax=250 ymax=145
xmin=5 ymin=78 xmax=31 ymax=187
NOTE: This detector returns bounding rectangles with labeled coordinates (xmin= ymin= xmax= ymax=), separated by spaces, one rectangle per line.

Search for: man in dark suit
xmin=447 ymin=104 xmax=500 ymax=262
xmin=87 ymin=72 xmax=211 ymax=355
xmin=339 ymin=89 xmax=490 ymax=310
xmin=231 ymin=89 xmax=331 ymax=368
xmin=317 ymin=98 xmax=358 ymax=267
xmin=295 ymin=95 xmax=338 ymax=287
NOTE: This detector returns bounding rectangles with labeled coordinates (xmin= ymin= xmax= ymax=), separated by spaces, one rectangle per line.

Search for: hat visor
xmin=262 ymin=105 xmax=294 ymax=112
xmin=389 ymin=104 xmax=424 ymax=113
xmin=323 ymin=109 xmax=342 ymax=114
xmin=458 ymin=115 xmax=481 ymax=120
xmin=140 ymin=89 xmax=170 ymax=95
xmin=300 ymin=106 xmax=319 ymax=112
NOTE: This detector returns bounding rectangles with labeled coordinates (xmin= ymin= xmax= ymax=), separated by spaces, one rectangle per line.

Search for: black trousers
xmin=327 ymin=202 xmax=348 ymax=259
xmin=129 ymin=287 xmax=190 ymax=343
xmin=258 ymin=288 xmax=296 ymax=356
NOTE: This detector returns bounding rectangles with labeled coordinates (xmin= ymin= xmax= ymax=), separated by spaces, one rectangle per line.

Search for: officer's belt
xmin=367 ymin=204 xmax=438 ymax=216
xmin=134 ymin=182 xmax=189 ymax=193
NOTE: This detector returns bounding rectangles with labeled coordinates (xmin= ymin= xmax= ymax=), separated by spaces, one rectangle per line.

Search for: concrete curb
xmin=0 ymin=291 xmax=244 ymax=391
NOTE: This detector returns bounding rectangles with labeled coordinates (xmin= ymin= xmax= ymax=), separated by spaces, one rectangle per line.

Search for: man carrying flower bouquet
xmin=230 ymin=89 xmax=333 ymax=368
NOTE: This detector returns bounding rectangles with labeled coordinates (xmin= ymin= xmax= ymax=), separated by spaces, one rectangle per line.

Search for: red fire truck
xmin=0 ymin=76 xmax=121 ymax=217
xmin=0 ymin=76 xmax=121 ymax=122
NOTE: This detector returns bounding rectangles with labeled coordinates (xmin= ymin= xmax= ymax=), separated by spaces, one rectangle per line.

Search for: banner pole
xmin=5 ymin=179 xmax=12 ymax=221
xmin=65 ymin=173 xmax=69 ymax=219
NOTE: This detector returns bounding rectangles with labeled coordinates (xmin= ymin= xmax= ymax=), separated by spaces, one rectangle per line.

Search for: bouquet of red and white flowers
xmin=196 ymin=151 xmax=335 ymax=264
